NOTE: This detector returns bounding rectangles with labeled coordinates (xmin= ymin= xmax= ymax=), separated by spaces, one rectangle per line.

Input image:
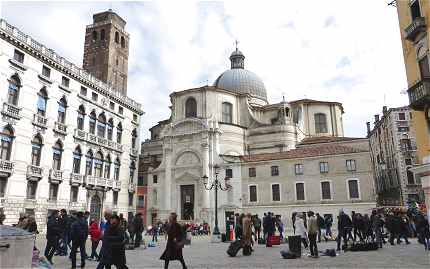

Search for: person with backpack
xmin=316 ymin=213 xmax=325 ymax=243
xmin=70 ymin=212 xmax=88 ymax=269
xmin=88 ymin=219 xmax=101 ymax=261
xmin=324 ymin=214 xmax=333 ymax=240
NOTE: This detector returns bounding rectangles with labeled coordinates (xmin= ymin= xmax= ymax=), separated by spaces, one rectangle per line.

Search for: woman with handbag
xmin=160 ymin=213 xmax=187 ymax=269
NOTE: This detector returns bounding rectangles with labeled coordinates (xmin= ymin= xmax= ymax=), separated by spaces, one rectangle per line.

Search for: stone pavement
xmin=34 ymin=236 xmax=430 ymax=269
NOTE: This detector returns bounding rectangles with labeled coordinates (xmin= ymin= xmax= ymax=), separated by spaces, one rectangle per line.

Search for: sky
xmin=0 ymin=1 xmax=408 ymax=139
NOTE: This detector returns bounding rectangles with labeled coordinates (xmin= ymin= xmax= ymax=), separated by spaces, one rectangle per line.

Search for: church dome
xmin=213 ymin=49 xmax=267 ymax=101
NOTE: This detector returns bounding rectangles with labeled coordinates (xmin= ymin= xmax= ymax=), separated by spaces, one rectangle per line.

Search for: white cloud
xmin=1 ymin=1 xmax=408 ymax=139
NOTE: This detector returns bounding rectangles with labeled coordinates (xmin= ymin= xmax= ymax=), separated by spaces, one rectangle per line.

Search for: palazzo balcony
xmin=2 ymin=102 xmax=22 ymax=120
xmin=49 ymin=169 xmax=64 ymax=184
xmin=32 ymin=113 xmax=48 ymax=128
xmin=74 ymin=128 xmax=123 ymax=152
xmin=26 ymin=165 xmax=43 ymax=180
xmin=54 ymin=122 xmax=67 ymax=135
xmin=405 ymin=17 xmax=427 ymax=42
xmin=408 ymin=79 xmax=430 ymax=110
xmin=0 ymin=159 xmax=14 ymax=176
xmin=128 ymin=182 xmax=136 ymax=193
xmin=70 ymin=173 xmax=84 ymax=186
xmin=85 ymin=175 xmax=111 ymax=190
xmin=112 ymin=180 xmax=121 ymax=191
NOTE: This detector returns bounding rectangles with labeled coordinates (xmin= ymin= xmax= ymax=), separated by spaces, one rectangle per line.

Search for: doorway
xmin=90 ymin=195 xmax=102 ymax=222
xmin=180 ymin=185 xmax=194 ymax=220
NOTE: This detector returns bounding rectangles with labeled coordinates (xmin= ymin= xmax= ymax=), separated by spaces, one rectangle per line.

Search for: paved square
xmin=35 ymin=236 xmax=430 ymax=268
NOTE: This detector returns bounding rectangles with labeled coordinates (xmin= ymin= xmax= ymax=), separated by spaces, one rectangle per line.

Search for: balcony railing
xmin=2 ymin=102 xmax=21 ymax=120
xmin=74 ymin=128 xmax=123 ymax=152
xmin=54 ymin=122 xmax=67 ymax=135
xmin=0 ymin=159 xmax=14 ymax=175
xmin=112 ymin=180 xmax=121 ymax=191
xmin=408 ymin=79 xmax=430 ymax=110
xmin=32 ymin=113 xmax=47 ymax=128
xmin=49 ymin=169 xmax=64 ymax=183
xmin=70 ymin=173 xmax=84 ymax=186
xmin=128 ymin=182 xmax=136 ymax=193
xmin=405 ymin=17 xmax=426 ymax=41
xmin=85 ymin=175 xmax=111 ymax=189
xmin=26 ymin=165 xmax=43 ymax=180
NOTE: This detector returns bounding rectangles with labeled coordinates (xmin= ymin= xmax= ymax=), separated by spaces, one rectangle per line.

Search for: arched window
xmin=94 ymin=151 xmax=104 ymax=177
xmin=121 ymin=36 xmax=125 ymax=48
xmin=52 ymin=140 xmax=63 ymax=170
xmin=116 ymin=123 xmax=123 ymax=144
xmin=100 ymin=29 xmax=105 ymax=40
xmin=31 ymin=134 xmax=43 ymax=166
xmin=89 ymin=110 xmax=96 ymax=134
xmin=104 ymin=154 xmax=111 ymax=179
xmin=0 ymin=126 xmax=14 ymax=160
xmin=113 ymin=157 xmax=121 ymax=181
xmin=77 ymin=105 xmax=85 ymax=130
xmin=185 ymin=97 xmax=197 ymax=118
xmin=107 ymin=118 xmax=114 ymax=140
xmin=37 ymin=87 xmax=48 ymax=116
xmin=57 ymin=97 xmax=67 ymax=124
xmin=92 ymin=30 xmax=98 ymax=41
xmin=314 ymin=113 xmax=328 ymax=134
xmin=97 ymin=113 xmax=106 ymax=138
xmin=115 ymin=31 xmax=119 ymax=43
xmin=73 ymin=146 xmax=82 ymax=174
xmin=129 ymin=160 xmax=136 ymax=183
xmin=7 ymin=75 xmax=20 ymax=106
xmin=222 ymin=102 xmax=233 ymax=123
xmin=131 ymin=129 xmax=137 ymax=149
xmin=85 ymin=150 xmax=93 ymax=176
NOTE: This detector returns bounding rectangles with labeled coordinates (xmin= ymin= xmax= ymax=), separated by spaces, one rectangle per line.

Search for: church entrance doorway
xmin=90 ymin=195 xmax=102 ymax=222
xmin=180 ymin=185 xmax=194 ymax=220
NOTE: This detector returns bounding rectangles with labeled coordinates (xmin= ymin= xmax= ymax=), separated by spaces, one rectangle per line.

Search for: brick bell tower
xmin=83 ymin=9 xmax=129 ymax=96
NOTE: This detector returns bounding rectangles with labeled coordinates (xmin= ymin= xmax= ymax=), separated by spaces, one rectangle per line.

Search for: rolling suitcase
xmin=227 ymin=240 xmax=242 ymax=257
xmin=288 ymin=235 xmax=302 ymax=256
xmin=243 ymin=245 xmax=252 ymax=256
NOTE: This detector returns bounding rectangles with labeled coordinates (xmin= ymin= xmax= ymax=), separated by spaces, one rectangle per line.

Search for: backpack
xmin=325 ymin=248 xmax=336 ymax=257
xmin=280 ymin=250 xmax=299 ymax=259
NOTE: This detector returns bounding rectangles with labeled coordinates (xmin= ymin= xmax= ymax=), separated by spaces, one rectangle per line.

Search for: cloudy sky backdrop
xmin=1 ymin=1 xmax=408 ymax=139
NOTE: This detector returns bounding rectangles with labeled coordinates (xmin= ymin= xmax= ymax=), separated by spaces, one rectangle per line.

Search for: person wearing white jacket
xmin=295 ymin=214 xmax=308 ymax=249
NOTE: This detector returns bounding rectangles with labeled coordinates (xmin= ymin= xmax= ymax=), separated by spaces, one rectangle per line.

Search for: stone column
xmin=201 ymin=141 xmax=210 ymax=214
xmin=164 ymin=146 xmax=173 ymax=214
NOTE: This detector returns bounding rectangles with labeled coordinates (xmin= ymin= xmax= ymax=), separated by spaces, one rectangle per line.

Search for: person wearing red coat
xmin=89 ymin=219 xmax=101 ymax=261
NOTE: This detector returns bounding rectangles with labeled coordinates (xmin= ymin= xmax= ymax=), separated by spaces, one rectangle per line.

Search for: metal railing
xmin=26 ymin=165 xmax=43 ymax=179
xmin=405 ymin=16 xmax=426 ymax=41
xmin=408 ymin=79 xmax=430 ymax=110
xmin=54 ymin=122 xmax=67 ymax=134
xmin=49 ymin=169 xmax=64 ymax=183
xmin=70 ymin=173 xmax=84 ymax=185
xmin=2 ymin=102 xmax=21 ymax=119
xmin=0 ymin=159 xmax=14 ymax=174
xmin=74 ymin=129 xmax=123 ymax=152
xmin=33 ymin=113 xmax=48 ymax=128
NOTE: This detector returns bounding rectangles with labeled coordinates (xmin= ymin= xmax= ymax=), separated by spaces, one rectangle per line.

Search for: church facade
xmin=141 ymin=49 xmax=376 ymax=232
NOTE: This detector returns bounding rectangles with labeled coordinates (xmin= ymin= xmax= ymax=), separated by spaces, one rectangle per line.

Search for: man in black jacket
xmin=316 ymin=213 xmax=325 ymax=242
xmin=70 ymin=212 xmax=89 ymax=269
xmin=97 ymin=215 xmax=128 ymax=269
xmin=337 ymin=209 xmax=352 ymax=251
xmin=44 ymin=210 xmax=61 ymax=264
xmin=133 ymin=213 xmax=144 ymax=247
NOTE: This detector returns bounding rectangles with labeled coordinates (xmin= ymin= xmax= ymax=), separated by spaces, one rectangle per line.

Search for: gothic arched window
xmin=222 ymin=102 xmax=233 ymax=123
xmin=37 ymin=87 xmax=48 ymax=116
xmin=97 ymin=113 xmax=106 ymax=138
xmin=314 ymin=113 xmax=328 ymax=134
xmin=121 ymin=36 xmax=125 ymax=48
xmin=107 ymin=118 xmax=114 ymax=140
xmin=131 ymin=129 xmax=137 ymax=149
xmin=0 ymin=126 xmax=14 ymax=160
xmin=104 ymin=154 xmax=111 ymax=179
xmin=52 ymin=140 xmax=63 ymax=170
xmin=100 ymin=29 xmax=105 ymax=40
xmin=73 ymin=146 xmax=82 ymax=174
xmin=115 ymin=32 xmax=119 ymax=43
xmin=94 ymin=151 xmax=104 ymax=177
xmin=185 ymin=97 xmax=197 ymax=118
xmin=114 ymin=157 xmax=121 ymax=181
xmin=57 ymin=97 xmax=67 ymax=124
xmin=7 ymin=75 xmax=20 ymax=106
xmin=85 ymin=150 xmax=93 ymax=176
xmin=89 ymin=110 xmax=96 ymax=134
xmin=116 ymin=123 xmax=123 ymax=144
xmin=92 ymin=30 xmax=98 ymax=41
xmin=31 ymin=134 xmax=43 ymax=166
xmin=77 ymin=105 xmax=85 ymax=130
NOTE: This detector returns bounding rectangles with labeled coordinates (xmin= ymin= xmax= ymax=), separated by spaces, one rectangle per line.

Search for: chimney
xmin=366 ymin=122 xmax=371 ymax=134
xmin=374 ymin=114 xmax=379 ymax=123
xmin=382 ymin=106 xmax=388 ymax=115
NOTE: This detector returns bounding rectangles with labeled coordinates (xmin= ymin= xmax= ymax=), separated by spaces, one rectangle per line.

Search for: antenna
xmin=234 ymin=39 xmax=239 ymax=51
xmin=387 ymin=0 xmax=397 ymax=7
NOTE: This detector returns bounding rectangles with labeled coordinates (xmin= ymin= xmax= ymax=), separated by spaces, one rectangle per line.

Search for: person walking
xmin=372 ymin=214 xmax=384 ymax=248
xmin=252 ymin=214 xmax=262 ymax=241
xmin=307 ymin=211 xmax=319 ymax=258
xmin=324 ymin=214 xmax=333 ymax=240
xmin=96 ymin=210 xmax=112 ymax=269
xmin=242 ymin=213 xmax=253 ymax=255
xmin=44 ymin=210 xmax=61 ymax=265
xmin=316 ymin=213 xmax=325 ymax=243
xmin=160 ymin=213 xmax=187 ymax=269
xmin=295 ymin=213 xmax=308 ymax=249
xmin=97 ymin=215 xmax=128 ymax=269
xmin=70 ymin=212 xmax=88 ymax=269
xmin=58 ymin=209 xmax=70 ymax=256
xmin=133 ymin=213 xmax=144 ymax=247
xmin=415 ymin=214 xmax=430 ymax=250
xmin=398 ymin=214 xmax=411 ymax=244
xmin=337 ymin=209 xmax=352 ymax=251
xmin=89 ymin=219 xmax=101 ymax=261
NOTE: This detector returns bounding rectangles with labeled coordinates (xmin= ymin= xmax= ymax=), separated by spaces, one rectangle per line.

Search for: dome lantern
xmin=230 ymin=48 xmax=245 ymax=69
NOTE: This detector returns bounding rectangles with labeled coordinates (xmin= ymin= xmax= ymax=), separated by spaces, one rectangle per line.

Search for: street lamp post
xmin=201 ymin=164 xmax=231 ymax=242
